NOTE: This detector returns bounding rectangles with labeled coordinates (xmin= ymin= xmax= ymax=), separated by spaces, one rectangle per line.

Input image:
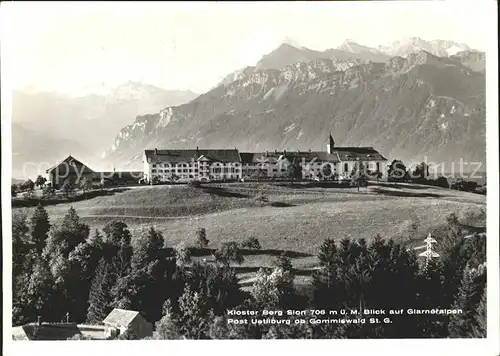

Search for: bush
xmin=254 ymin=193 xmax=269 ymax=205
xmin=240 ymin=237 xmax=261 ymax=250
xmin=214 ymin=242 xmax=244 ymax=266
xmin=195 ymin=228 xmax=209 ymax=248
xmin=475 ymin=185 xmax=486 ymax=195
xmin=188 ymin=180 xmax=202 ymax=188
xmin=434 ymin=176 xmax=450 ymax=188
xmin=459 ymin=206 xmax=486 ymax=226
xmin=23 ymin=188 xmax=35 ymax=200
xmin=19 ymin=179 xmax=35 ymax=191
xmin=42 ymin=185 xmax=56 ymax=199
xmin=450 ymin=179 xmax=478 ymax=193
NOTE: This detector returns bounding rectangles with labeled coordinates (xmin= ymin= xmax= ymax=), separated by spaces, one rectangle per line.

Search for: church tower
xmin=327 ymin=131 xmax=335 ymax=154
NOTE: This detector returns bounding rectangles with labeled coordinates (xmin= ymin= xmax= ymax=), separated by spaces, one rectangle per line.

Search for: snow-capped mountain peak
xmin=377 ymin=37 xmax=474 ymax=58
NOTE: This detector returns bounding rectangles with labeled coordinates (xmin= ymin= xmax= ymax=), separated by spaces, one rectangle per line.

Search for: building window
xmin=344 ymin=163 xmax=348 ymax=172
xmin=376 ymin=162 xmax=380 ymax=171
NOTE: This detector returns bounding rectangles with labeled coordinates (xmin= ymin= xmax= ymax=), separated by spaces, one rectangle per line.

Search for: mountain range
xmin=11 ymin=83 xmax=198 ymax=178
xmin=103 ymin=38 xmax=485 ymax=172
xmin=12 ymin=36 xmax=486 ymax=178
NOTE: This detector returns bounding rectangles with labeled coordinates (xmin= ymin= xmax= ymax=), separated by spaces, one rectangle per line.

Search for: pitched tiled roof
xmin=332 ymin=147 xmax=387 ymax=161
xmin=240 ymin=147 xmax=387 ymax=164
xmin=145 ymin=147 xmax=386 ymax=165
xmin=46 ymin=155 xmax=95 ymax=174
xmin=103 ymin=308 xmax=140 ymax=327
xmin=144 ymin=149 xmax=241 ymax=164
xmin=14 ymin=323 xmax=81 ymax=340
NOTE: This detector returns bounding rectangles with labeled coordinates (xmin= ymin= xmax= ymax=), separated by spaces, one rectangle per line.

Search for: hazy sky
xmin=4 ymin=1 xmax=493 ymax=96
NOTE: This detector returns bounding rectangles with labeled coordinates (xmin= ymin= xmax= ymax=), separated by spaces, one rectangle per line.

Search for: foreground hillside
xmin=104 ymin=49 xmax=485 ymax=169
xmin=16 ymin=183 xmax=485 ymax=254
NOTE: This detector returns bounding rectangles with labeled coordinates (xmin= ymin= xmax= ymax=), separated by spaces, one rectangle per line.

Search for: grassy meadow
xmin=13 ymin=182 xmax=486 ymax=289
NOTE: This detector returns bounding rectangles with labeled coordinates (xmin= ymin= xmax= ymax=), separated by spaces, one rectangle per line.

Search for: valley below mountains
xmin=11 ymin=83 xmax=198 ymax=178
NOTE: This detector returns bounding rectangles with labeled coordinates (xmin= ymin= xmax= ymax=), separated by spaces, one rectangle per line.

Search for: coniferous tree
xmin=29 ymin=203 xmax=51 ymax=254
xmin=287 ymin=156 xmax=302 ymax=181
xmin=86 ymin=258 xmax=113 ymax=324
xmin=448 ymin=264 xmax=487 ymax=337
xmin=12 ymin=212 xmax=30 ymax=277
xmin=350 ymin=161 xmax=368 ymax=191
xmin=470 ymin=289 xmax=487 ymax=338
xmin=415 ymin=258 xmax=447 ymax=337
xmin=312 ymin=239 xmax=340 ymax=309
xmin=154 ymin=286 xmax=212 ymax=339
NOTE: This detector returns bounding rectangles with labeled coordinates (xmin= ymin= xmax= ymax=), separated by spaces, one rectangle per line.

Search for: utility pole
xmin=414 ymin=233 xmax=440 ymax=265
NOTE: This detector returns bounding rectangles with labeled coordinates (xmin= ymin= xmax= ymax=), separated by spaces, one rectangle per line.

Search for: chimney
xmin=284 ymin=150 xmax=287 ymax=156
xmin=274 ymin=149 xmax=277 ymax=154
xmin=266 ymin=150 xmax=269 ymax=156
xmin=154 ymin=148 xmax=158 ymax=155
xmin=37 ymin=316 xmax=42 ymax=326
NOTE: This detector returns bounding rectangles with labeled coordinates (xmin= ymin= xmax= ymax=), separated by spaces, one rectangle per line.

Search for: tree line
xmin=387 ymin=160 xmax=486 ymax=194
xmin=12 ymin=205 xmax=486 ymax=339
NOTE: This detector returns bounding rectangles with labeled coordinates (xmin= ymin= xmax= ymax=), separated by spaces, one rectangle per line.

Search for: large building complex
xmin=142 ymin=133 xmax=388 ymax=184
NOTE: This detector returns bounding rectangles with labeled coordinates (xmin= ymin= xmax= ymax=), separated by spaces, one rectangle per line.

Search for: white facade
xmin=142 ymin=135 xmax=387 ymax=183
xmin=144 ymin=153 xmax=242 ymax=184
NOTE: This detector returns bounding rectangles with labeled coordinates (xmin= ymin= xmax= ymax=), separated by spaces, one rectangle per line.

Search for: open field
xmin=13 ymin=182 xmax=486 ymax=285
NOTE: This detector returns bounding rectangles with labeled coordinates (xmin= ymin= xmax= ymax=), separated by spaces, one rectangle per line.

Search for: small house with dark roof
xmin=102 ymin=308 xmax=153 ymax=339
xmin=12 ymin=322 xmax=82 ymax=340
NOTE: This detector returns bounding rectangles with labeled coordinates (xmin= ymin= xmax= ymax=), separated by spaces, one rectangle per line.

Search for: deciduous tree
xmin=35 ymin=175 xmax=47 ymax=188
xmin=195 ymin=227 xmax=209 ymax=248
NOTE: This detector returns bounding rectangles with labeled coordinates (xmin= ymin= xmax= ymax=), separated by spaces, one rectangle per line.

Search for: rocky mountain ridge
xmin=103 ymin=48 xmax=485 ymax=171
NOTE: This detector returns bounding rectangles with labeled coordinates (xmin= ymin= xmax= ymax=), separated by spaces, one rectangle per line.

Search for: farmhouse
xmin=46 ymin=155 xmax=143 ymax=189
xmin=143 ymin=133 xmax=388 ymax=183
xmin=103 ymin=308 xmax=153 ymax=339
xmin=46 ymin=155 xmax=96 ymax=189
